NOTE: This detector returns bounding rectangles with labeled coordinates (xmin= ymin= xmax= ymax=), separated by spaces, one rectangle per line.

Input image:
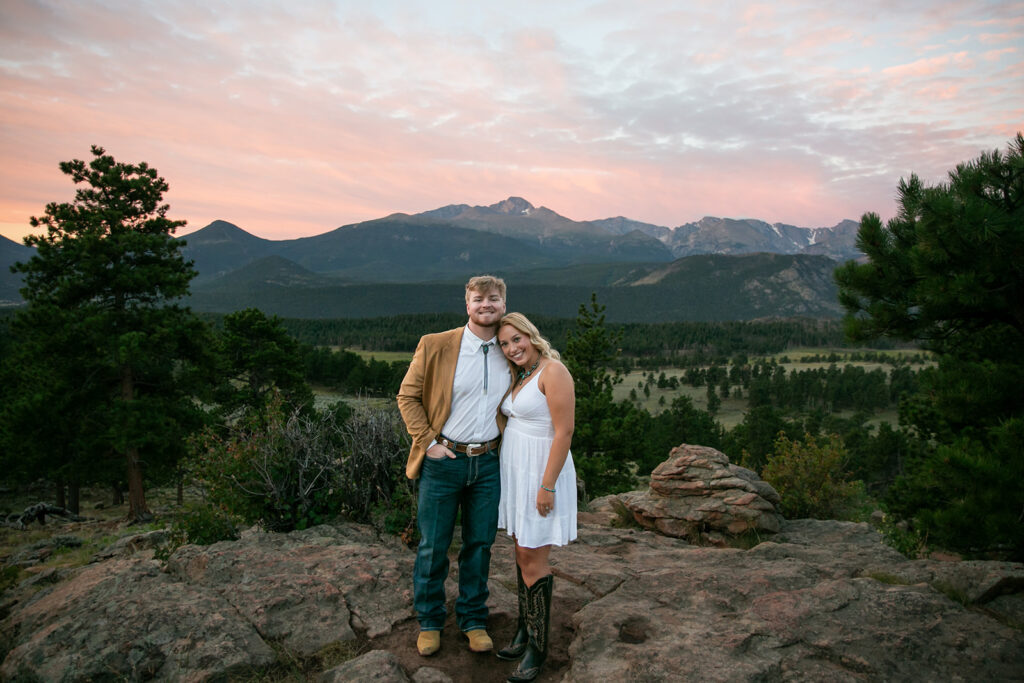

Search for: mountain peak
xmin=183 ymin=220 xmax=270 ymax=246
xmin=488 ymin=197 xmax=535 ymax=216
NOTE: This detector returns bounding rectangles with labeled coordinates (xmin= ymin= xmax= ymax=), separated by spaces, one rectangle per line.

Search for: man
xmin=397 ymin=275 xmax=512 ymax=656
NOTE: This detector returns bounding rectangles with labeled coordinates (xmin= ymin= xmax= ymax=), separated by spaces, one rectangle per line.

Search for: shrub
xmin=761 ymin=432 xmax=866 ymax=520
xmin=154 ymin=503 xmax=239 ymax=562
xmin=0 ymin=565 xmax=23 ymax=593
xmin=186 ymin=395 xmax=412 ymax=535
xmin=177 ymin=503 xmax=240 ymax=545
xmin=187 ymin=395 xmax=348 ymax=532
xmin=334 ymin=402 xmax=412 ymax=523
xmin=875 ymin=512 xmax=926 ymax=559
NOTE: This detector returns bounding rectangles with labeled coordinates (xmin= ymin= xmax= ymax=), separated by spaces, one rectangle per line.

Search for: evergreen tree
xmin=9 ymin=146 xmax=210 ymax=521
xmin=705 ymin=383 xmax=721 ymax=416
xmin=214 ymin=308 xmax=313 ymax=420
xmin=835 ymin=134 xmax=1024 ymax=557
xmin=563 ymin=293 xmax=637 ymax=497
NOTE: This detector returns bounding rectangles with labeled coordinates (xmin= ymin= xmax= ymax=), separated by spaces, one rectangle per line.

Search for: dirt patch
xmin=367 ymin=594 xmax=583 ymax=683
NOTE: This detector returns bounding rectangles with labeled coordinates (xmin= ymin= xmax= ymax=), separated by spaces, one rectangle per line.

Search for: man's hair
xmin=465 ymin=275 xmax=507 ymax=302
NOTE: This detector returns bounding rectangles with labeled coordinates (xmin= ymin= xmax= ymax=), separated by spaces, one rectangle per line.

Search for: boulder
xmin=623 ymin=443 xmax=783 ymax=542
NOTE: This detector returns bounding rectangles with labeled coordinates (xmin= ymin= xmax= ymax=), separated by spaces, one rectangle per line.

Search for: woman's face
xmin=498 ymin=324 xmax=536 ymax=367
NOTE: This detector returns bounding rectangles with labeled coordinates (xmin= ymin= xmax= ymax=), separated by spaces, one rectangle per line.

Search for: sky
xmin=1 ymin=0 xmax=1021 ymax=243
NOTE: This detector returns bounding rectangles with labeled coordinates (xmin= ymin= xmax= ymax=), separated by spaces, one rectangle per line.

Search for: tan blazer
xmin=397 ymin=326 xmax=511 ymax=479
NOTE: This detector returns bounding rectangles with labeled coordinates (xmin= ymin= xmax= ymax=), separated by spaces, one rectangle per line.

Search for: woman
xmin=495 ymin=312 xmax=577 ymax=683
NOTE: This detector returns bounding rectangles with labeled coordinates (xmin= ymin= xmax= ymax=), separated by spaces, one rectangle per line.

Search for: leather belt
xmin=437 ymin=435 xmax=501 ymax=457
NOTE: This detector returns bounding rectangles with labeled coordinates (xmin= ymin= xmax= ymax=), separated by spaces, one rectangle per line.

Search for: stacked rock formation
xmin=623 ymin=443 xmax=783 ymax=542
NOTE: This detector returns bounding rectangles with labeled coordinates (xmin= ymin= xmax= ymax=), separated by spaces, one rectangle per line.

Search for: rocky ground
xmin=1 ymin=498 xmax=1022 ymax=682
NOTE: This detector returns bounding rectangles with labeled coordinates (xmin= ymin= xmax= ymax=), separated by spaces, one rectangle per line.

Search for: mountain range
xmin=1 ymin=198 xmax=863 ymax=321
xmin=179 ymin=197 xmax=862 ymax=285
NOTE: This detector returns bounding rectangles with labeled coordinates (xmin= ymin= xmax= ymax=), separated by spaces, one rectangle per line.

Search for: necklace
xmin=516 ymin=359 xmax=540 ymax=386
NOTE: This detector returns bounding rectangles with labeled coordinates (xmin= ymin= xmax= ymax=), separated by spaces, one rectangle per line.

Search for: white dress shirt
xmin=437 ymin=327 xmax=511 ymax=444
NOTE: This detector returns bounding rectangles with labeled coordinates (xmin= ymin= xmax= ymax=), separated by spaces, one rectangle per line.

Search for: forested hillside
xmin=187 ymin=253 xmax=843 ymax=322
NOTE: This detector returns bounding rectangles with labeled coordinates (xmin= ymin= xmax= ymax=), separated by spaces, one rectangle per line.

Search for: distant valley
xmin=2 ymin=198 xmax=863 ymax=321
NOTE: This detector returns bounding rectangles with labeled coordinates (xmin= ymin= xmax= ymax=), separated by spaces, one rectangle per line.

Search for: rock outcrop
xmin=559 ymin=520 xmax=1023 ymax=681
xmin=0 ymin=523 xmax=412 ymax=681
xmin=2 ymin=516 xmax=1022 ymax=681
xmin=2 ymin=440 xmax=1022 ymax=681
xmin=623 ymin=443 xmax=783 ymax=542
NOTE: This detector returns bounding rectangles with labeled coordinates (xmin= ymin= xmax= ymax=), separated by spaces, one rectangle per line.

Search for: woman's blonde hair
xmin=499 ymin=312 xmax=560 ymax=360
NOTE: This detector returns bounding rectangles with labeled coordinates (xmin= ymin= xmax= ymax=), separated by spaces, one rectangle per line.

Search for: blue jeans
xmin=414 ymin=448 xmax=500 ymax=632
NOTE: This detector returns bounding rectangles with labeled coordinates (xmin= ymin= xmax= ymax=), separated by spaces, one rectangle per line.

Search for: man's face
xmin=466 ymin=287 xmax=506 ymax=329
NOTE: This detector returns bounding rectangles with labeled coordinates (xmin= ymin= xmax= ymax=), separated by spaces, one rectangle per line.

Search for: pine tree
xmin=214 ymin=308 xmax=314 ymax=420
xmin=835 ymin=134 xmax=1024 ymax=557
xmin=10 ymin=146 xmax=210 ymax=521
xmin=563 ymin=293 xmax=637 ymax=496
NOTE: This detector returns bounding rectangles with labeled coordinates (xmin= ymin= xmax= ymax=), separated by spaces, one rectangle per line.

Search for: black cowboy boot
xmin=497 ymin=565 xmax=528 ymax=661
xmin=507 ymin=574 xmax=553 ymax=683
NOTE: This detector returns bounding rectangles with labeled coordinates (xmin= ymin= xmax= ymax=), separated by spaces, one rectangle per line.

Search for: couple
xmin=397 ymin=275 xmax=577 ymax=682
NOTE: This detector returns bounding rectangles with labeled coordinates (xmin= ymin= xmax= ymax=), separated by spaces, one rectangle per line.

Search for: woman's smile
xmin=498 ymin=325 xmax=535 ymax=367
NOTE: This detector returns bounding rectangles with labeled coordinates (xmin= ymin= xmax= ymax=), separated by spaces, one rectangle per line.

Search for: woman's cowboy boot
xmin=507 ymin=574 xmax=553 ymax=683
xmin=496 ymin=565 xmax=528 ymax=661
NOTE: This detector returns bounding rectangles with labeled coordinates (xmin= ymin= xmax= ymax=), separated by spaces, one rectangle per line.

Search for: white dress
xmin=497 ymin=366 xmax=578 ymax=548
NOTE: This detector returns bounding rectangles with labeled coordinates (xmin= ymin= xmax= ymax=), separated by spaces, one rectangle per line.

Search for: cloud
xmin=1 ymin=0 xmax=1022 ymax=242
xmin=882 ymin=52 xmax=973 ymax=79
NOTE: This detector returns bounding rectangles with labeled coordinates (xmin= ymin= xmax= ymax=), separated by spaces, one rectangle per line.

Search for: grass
xmin=0 ymin=484 xmax=189 ymax=587
xmin=932 ymin=580 xmax=971 ymax=606
xmin=867 ymin=571 xmax=912 ymax=586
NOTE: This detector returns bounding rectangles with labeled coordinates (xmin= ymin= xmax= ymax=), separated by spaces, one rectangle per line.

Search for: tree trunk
xmin=121 ymin=364 xmax=150 ymax=522
xmin=177 ymin=472 xmax=184 ymax=506
xmin=55 ymin=480 xmax=66 ymax=509
xmin=125 ymin=446 xmax=150 ymax=522
xmin=112 ymin=483 xmax=124 ymax=506
xmin=68 ymin=482 xmax=80 ymax=515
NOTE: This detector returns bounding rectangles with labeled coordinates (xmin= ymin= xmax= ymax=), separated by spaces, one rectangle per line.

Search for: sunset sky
xmin=1 ymin=0 xmax=1021 ymax=243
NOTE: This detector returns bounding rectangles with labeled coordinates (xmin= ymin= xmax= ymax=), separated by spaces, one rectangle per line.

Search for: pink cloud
xmin=2 ymin=0 xmax=1022 ymax=245
xmin=883 ymin=51 xmax=973 ymax=79
xmin=983 ymin=47 xmax=1019 ymax=61
xmin=979 ymin=32 xmax=1023 ymax=44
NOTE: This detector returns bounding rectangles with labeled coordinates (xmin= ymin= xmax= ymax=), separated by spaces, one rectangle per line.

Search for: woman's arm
xmin=537 ymin=360 xmax=575 ymax=515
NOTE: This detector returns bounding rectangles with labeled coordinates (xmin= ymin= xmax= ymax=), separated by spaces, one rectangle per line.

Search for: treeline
xmin=791 ymin=351 xmax=930 ymax=365
xmin=272 ymin=313 xmax=852 ymax=357
xmin=671 ymin=361 xmax=920 ymax=414
xmin=300 ymin=346 xmax=407 ymax=396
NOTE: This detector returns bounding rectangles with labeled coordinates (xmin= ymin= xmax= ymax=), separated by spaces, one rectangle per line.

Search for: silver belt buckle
xmin=466 ymin=443 xmax=482 ymax=457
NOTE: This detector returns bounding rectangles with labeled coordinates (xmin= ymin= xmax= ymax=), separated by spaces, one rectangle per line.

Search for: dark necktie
xmin=482 ymin=342 xmax=493 ymax=392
